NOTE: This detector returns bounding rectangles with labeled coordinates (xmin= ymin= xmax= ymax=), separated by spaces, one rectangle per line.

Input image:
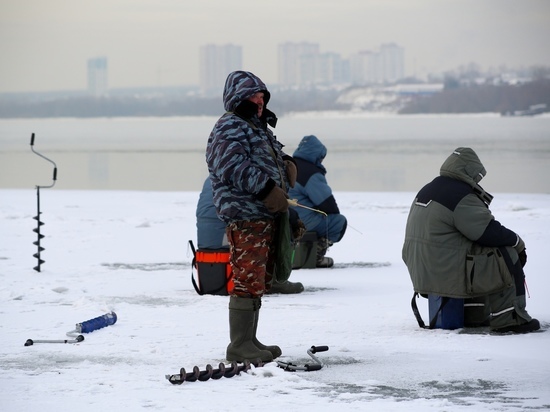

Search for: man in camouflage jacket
xmin=402 ymin=147 xmax=539 ymax=333
xmin=206 ymin=71 xmax=297 ymax=362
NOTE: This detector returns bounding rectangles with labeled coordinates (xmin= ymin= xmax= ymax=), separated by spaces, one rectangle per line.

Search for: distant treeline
xmin=1 ymin=80 xmax=548 ymax=118
xmin=0 ymin=95 xmax=223 ymax=118
xmin=0 ymin=89 xmax=345 ymax=118
xmin=399 ymin=78 xmax=550 ymax=114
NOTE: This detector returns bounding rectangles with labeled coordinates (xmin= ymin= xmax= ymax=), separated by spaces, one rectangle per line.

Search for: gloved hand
xmin=285 ymin=160 xmax=297 ymax=188
xmin=288 ymin=208 xmax=305 ymax=240
xmin=292 ymin=219 xmax=307 ymax=241
xmin=262 ymin=186 xmax=289 ymax=213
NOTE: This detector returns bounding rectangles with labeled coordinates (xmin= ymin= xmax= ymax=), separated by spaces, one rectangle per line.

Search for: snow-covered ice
xmin=1 ymin=189 xmax=549 ymax=411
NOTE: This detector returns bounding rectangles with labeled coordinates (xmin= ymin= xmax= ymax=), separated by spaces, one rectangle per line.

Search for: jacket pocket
xmin=466 ymin=248 xmax=513 ymax=295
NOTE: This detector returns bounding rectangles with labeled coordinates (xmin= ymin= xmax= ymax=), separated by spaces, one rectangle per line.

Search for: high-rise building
xmin=350 ymin=43 xmax=405 ymax=85
xmin=317 ymin=52 xmax=349 ymax=85
xmin=278 ymin=42 xmax=351 ymax=87
xmin=350 ymin=51 xmax=372 ymax=85
xmin=87 ymin=57 xmax=108 ymax=96
xmin=379 ymin=43 xmax=405 ymax=83
xmin=278 ymin=42 xmax=320 ymax=86
xmin=199 ymin=44 xmax=242 ymax=95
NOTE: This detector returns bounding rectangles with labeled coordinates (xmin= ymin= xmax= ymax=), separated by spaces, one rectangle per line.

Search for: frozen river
xmin=1 ymin=113 xmax=549 ymax=193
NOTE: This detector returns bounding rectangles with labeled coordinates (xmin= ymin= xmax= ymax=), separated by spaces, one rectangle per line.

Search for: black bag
xmin=292 ymin=231 xmax=318 ymax=269
xmin=189 ymin=240 xmax=233 ymax=296
xmin=273 ymin=211 xmax=293 ymax=283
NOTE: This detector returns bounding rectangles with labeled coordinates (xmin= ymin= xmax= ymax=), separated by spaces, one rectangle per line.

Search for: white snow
xmin=1 ymin=189 xmax=549 ymax=411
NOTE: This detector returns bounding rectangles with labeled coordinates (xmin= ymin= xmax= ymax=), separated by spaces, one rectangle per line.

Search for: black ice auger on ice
xmin=166 ymin=345 xmax=329 ymax=384
xmin=30 ymin=133 xmax=57 ymax=272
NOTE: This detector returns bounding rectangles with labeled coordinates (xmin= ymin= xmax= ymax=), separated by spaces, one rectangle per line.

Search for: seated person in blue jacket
xmin=196 ymin=176 xmax=305 ymax=294
xmin=196 ymin=177 xmax=229 ymax=250
xmin=288 ymin=135 xmax=347 ymax=268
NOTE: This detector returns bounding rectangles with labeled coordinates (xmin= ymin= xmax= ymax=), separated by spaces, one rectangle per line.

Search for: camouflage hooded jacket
xmin=402 ymin=147 xmax=519 ymax=298
xmin=205 ymin=71 xmax=292 ymax=223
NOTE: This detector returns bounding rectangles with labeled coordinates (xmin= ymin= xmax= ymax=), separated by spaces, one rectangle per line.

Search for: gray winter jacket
xmin=402 ymin=147 xmax=519 ymax=298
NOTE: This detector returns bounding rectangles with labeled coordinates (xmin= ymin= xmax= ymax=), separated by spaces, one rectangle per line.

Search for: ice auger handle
xmin=30 ymin=133 xmax=58 ymax=272
xmin=310 ymin=345 xmax=329 ymax=353
xmin=24 ymin=335 xmax=84 ymax=346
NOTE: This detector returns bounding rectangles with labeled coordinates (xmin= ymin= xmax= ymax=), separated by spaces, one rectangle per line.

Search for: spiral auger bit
xmin=30 ymin=133 xmax=58 ymax=272
xmin=166 ymin=345 xmax=329 ymax=384
xmin=166 ymin=359 xmax=259 ymax=385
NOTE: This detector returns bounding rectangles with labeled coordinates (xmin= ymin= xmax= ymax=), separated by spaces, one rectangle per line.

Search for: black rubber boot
xmin=266 ymin=280 xmax=304 ymax=294
xmin=252 ymin=298 xmax=282 ymax=359
xmin=493 ymin=318 xmax=540 ymax=334
xmin=226 ymin=296 xmax=273 ymax=363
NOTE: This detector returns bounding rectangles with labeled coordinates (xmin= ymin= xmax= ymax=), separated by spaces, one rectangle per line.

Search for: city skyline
xmin=1 ymin=0 xmax=549 ymax=93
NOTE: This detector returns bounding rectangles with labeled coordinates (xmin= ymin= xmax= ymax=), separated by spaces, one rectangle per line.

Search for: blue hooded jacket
xmin=205 ymin=71 xmax=291 ymax=223
xmin=288 ymin=135 xmax=341 ymax=231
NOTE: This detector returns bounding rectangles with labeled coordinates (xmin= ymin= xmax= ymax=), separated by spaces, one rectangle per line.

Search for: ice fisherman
xmin=288 ymin=135 xmax=347 ymax=268
xmin=205 ymin=71 xmax=303 ymax=363
xmin=402 ymin=147 xmax=540 ymax=334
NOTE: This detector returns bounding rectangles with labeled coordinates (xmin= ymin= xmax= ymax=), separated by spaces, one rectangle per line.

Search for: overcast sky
xmin=1 ymin=0 xmax=549 ymax=93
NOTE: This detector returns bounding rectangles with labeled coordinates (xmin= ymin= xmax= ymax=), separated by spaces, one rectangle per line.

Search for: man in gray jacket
xmin=402 ymin=147 xmax=539 ymax=333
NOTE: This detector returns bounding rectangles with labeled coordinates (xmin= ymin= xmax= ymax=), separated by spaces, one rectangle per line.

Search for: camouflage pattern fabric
xmin=205 ymin=71 xmax=290 ymax=224
xmin=226 ymin=219 xmax=277 ymax=298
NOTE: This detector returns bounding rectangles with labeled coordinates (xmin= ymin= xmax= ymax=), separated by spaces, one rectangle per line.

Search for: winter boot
xmin=266 ymin=280 xmax=304 ymax=294
xmin=493 ymin=318 xmax=540 ymax=334
xmin=316 ymin=237 xmax=334 ymax=268
xmin=251 ymin=298 xmax=282 ymax=359
xmin=488 ymin=288 xmax=540 ymax=334
xmin=226 ymin=296 xmax=273 ymax=363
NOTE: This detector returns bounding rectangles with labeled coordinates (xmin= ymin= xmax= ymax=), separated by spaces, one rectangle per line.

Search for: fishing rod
xmin=287 ymin=199 xmax=327 ymax=216
xmin=288 ymin=198 xmax=362 ymax=234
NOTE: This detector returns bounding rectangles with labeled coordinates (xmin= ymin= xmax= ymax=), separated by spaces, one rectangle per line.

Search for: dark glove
xmin=288 ymin=208 xmax=305 ymax=240
xmin=262 ymin=186 xmax=289 ymax=213
xmin=518 ymin=248 xmax=527 ymax=268
xmin=285 ymin=160 xmax=297 ymax=188
xmin=292 ymin=219 xmax=306 ymax=241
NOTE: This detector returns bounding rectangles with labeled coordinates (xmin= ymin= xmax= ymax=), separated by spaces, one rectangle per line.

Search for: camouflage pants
xmin=226 ymin=219 xmax=277 ymax=298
